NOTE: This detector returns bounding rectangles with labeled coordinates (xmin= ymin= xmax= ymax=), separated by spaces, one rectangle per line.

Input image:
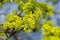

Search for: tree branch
xmin=13 ymin=34 xmax=22 ymax=40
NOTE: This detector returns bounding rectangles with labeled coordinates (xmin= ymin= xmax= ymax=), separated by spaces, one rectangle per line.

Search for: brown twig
xmin=13 ymin=34 xmax=22 ymax=40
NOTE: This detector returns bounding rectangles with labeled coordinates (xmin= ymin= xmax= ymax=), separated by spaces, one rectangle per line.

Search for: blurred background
xmin=0 ymin=0 xmax=60 ymax=40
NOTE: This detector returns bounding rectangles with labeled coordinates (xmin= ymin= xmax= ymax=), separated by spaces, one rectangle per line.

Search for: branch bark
xmin=13 ymin=34 xmax=22 ymax=40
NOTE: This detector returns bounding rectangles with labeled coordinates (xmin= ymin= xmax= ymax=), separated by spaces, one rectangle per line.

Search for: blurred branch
xmin=14 ymin=34 xmax=22 ymax=40
xmin=0 ymin=24 xmax=4 ymax=33
xmin=0 ymin=38 xmax=4 ymax=40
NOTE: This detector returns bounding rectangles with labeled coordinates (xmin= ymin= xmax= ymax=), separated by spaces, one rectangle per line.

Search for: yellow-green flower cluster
xmin=3 ymin=12 xmax=42 ymax=33
xmin=14 ymin=0 xmax=54 ymax=19
xmin=23 ymin=14 xmax=35 ymax=29
xmin=42 ymin=36 xmax=60 ymax=40
xmin=42 ymin=28 xmax=60 ymax=40
xmin=3 ymin=13 xmax=36 ymax=33
xmin=3 ymin=14 xmax=23 ymax=30
xmin=0 ymin=0 xmax=10 ymax=6
xmin=42 ymin=21 xmax=60 ymax=40
xmin=3 ymin=0 xmax=54 ymax=33
xmin=39 ymin=2 xmax=54 ymax=18
xmin=0 ymin=0 xmax=55 ymax=39
xmin=46 ymin=5 xmax=54 ymax=16
xmin=42 ymin=20 xmax=53 ymax=35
